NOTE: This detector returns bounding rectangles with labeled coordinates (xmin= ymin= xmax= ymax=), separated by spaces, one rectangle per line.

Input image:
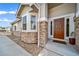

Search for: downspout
xmin=38 ymin=5 xmax=40 ymax=47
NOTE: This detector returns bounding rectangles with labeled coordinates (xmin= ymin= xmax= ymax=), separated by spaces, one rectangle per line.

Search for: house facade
xmin=11 ymin=18 xmax=21 ymax=37
xmin=11 ymin=3 xmax=79 ymax=47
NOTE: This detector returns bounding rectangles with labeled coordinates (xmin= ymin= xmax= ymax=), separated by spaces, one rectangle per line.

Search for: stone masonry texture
xmin=76 ymin=17 xmax=79 ymax=47
xmin=12 ymin=31 xmax=21 ymax=37
xmin=39 ymin=21 xmax=48 ymax=47
xmin=21 ymin=32 xmax=38 ymax=43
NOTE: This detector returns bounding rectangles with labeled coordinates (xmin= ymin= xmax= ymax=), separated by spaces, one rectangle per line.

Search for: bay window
xmin=22 ymin=14 xmax=37 ymax=32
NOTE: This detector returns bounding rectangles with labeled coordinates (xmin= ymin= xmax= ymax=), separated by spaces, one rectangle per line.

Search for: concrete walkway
xmin=38 ymin=39 xmax=79 ymax=56
xmin=0 ymin=35 xmax=78 ymax=56
xmin=0 ymin=36 xmax=31 ymax=56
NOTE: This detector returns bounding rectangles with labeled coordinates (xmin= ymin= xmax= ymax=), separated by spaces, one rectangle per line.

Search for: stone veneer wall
xmin=12 ymin=31 xmax=21 ymax=37
xmin=21 ymin=32 xmax=38 ymax=43
xmin=39 ymin=21 xmax=48 ymax=47
xmin=76 ymin=17 xmax=79 ymax=47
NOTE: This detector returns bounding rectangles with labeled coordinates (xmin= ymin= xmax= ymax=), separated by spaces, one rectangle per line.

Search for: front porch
xmin=38 ymin=39 xmax=79 ymax=56
xmin=48 ymin=3 xmax=75 ymax=44
xmin=12 ymin=3 xmax=76 ymax=47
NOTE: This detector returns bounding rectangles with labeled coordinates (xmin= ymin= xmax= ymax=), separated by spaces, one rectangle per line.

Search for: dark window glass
xmin=23 ymin=16 xmax=27 ymax=30
xmin=31 ymin=16 xmax=36 ymax=30
xmin=66 ymin=18 xmax=69 ymax=36
xmin=15 ymin=26 xmax=16 ymax=31
xmin=50 ymin=21 xmax=52 ymax=35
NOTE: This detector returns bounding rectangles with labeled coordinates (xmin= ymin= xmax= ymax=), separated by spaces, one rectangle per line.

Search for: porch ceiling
xmin=48 ymin=3 xmax=62 ymax=9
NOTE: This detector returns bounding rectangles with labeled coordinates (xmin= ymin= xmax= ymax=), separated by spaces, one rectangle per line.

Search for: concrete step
xmin=53 ymin=39 xmax=66 ymax=44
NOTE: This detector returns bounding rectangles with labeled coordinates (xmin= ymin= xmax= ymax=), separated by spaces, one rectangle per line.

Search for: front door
xmin=54 ymin=18 xmax=64 ymax=39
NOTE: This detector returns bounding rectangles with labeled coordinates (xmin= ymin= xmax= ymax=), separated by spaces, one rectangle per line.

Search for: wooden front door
xmin=54 ymin=18 xmax=64 ymax=39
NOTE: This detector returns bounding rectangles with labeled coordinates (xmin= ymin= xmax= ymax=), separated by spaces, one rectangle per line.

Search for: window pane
xmin=66 ymin=18 xmax=69 ymax=37
xmin=31 ymin=16 xmax=36 ymax=30
xmin=23 ymin=24 xmax=26 ymax=30
xmin=14 ymin=26 xmax=16 ymax=31
xmin=50 ymin=21 xmax=52 ymax=35
xmin=23 ymin=16 xmax=26 ymax=24
xmin=23 ymin=16 xmax=27 ymax=30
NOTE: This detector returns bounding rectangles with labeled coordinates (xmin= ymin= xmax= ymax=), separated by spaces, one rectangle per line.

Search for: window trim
xmin=22 ymin=15 xmax=27 ymax=31
xmin=23 ymin=16 xmax=27 ymax=30
xmin=66 ymin=18 xmax=69 ymax=37
xmin=21 ymin=13 xmax=37 ymax=32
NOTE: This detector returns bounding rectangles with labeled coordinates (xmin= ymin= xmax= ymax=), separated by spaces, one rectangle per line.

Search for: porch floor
xmin=38 ymin=39 xmax=79 ymax=56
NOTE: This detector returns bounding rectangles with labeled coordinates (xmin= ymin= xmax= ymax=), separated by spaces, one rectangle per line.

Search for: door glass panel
xmin=66 ymin=18 xmax=69 ymax=37
xmin=50 ymin=21 xmax=52 ymax=35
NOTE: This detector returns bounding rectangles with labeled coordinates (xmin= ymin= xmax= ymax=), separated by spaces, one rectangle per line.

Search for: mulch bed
xmin=7 ymin=35 xmax=43 ymax=56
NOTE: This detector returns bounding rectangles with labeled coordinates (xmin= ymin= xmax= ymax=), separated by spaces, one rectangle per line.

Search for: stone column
xmin=75 ymin=17 xmax=79 ymax=47
xmin=75 ymin=4 xmax=79 ymax=48
xmin=38 ymin=3 xmax=48 ymax=47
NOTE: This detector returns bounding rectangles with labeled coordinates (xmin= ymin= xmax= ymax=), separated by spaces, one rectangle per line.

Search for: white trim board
xmin=49 ymin=13 xmax=75 ymax=21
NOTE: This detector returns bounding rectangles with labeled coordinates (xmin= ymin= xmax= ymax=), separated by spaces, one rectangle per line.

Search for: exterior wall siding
xmin=48 ymin=3 xmax=75 ymax=18
xmin=12 ymin=20 xmax=21 ymax=37
xmin=16 ymin=21 xmax=21 ymax=31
